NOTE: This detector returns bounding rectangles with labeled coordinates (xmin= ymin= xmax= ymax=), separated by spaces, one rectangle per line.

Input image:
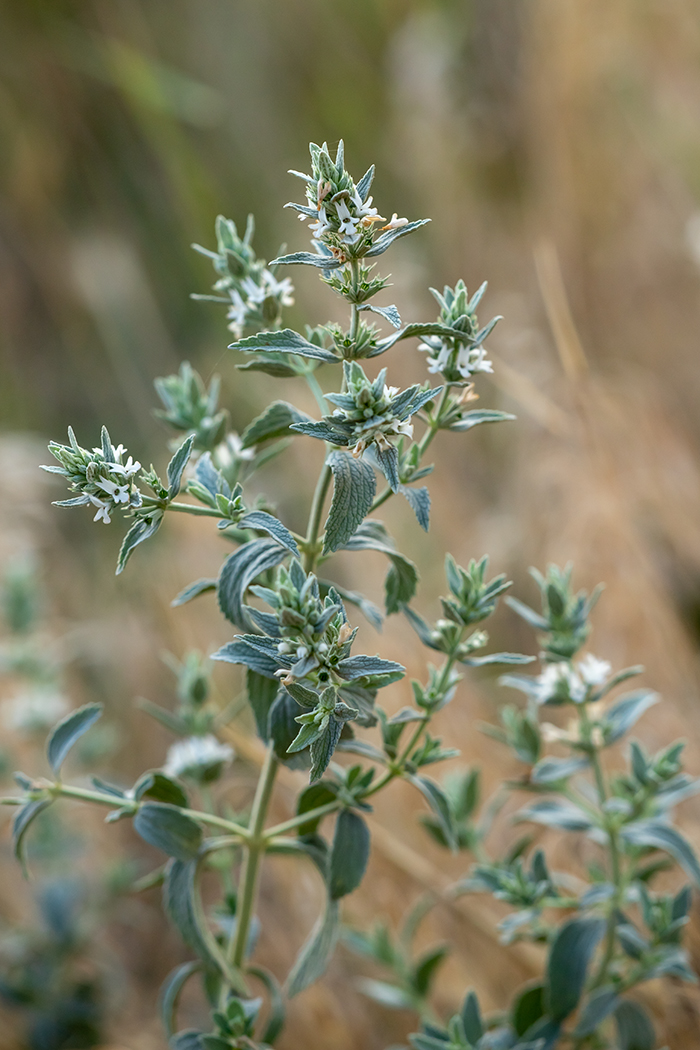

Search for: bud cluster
xmin=154 ymin=361 xmax=228 ymax=452
xmin=43 ymin=427 xmax=142 ymax=525
xmin=418 ymin=281 xmax=498 ymax=382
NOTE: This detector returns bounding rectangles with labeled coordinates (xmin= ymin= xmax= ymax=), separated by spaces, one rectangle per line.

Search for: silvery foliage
xmin=4 ymin=141 xmax=696 ymax=1050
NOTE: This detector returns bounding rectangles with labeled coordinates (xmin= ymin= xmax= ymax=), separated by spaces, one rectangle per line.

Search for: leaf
xmin=13 ymin=798 xmax=53 ymax=875
xmin=531 ymin=756 xmax=590 ymax=784
xmin=320 ymin=580 xmax=383 ymax=630
xmin=329 ymin=810 xmax=371 ymax=899
xmin=217 ymin=539 xmax=288 ymax=629
xmin=464 ymin=652 xmax=535 ymax=667
xmin=448 ymin=410 xmax=516 ymax=432
xmin=237 ymin=354 xmax=298 ymax=378
xmin=134 ymin=803 xmax=202 ymax=861
xmin=117 ymin=513 xmax=164 ymax=574
xmin=286 ymin=899 xmax=340 ymax=997
xmin=246 ymin=669 xmax=279 ymax=741
xmin=412 ymin=945 xmax=449 ymax=997
xmin=163 ymin=859 xmax=215 ymax=966
xmin=46 ymin=703 xmax=103 ymax=776
xmin=133 ymin=772 xmax=188 ymax=808
xmin=546 ymin=917 xmax=605 ymax=1021
xmin=167 ymin=435 xmax=195 ymax=498
xmin=374 ymin=443 xmax=400 ymax=492
xmin=409 ymin=776 xmax=457 ymax=850
xmin=309 ymin=717 xmax=344 ymax=781
xmin=365 ymin=218 xmax=431 ymax=258
xmin=398 ymin=484 xmax=431 ymax=532
xmin=268 ymin=251 xmax=343 ymax=271
xmin=504 ymin=596 xmax=550 ymax=631
xmin=602 ymin=690 xmax=659 ymax=745
xmin=160 ymin=961 xmax=202 ymax=1038
xmin=323 ymin=451 xmax=376 ymax=554
xmin=170 ymin=1032 xmax=204 ymax=1050
xmin=512 ymin=983 xmax=545 ymax=1037
xmin=357 ymin=978 xmax=414 ymax=1010
xmin=573 ymin=987 xmax=620 ymax=1037
xmin=336 ymin=655 xmax=405 ymax=681
xmin=230 ymin=328 xmax=339 ymax=361
xmin=212 ymin=637 xmax=281 ymax=679
xmin=614 ymin=1000 xmax=655 ymax=1050
xmin=359 ymin=303 xmax=402 ymax=328
xmin=238 ymin=511 xmax=299 ymax=556
xmin=620 ymin=820 xmax=700 ymax=888
xmin=269 ymin=691 xmax=309 ymax=769
xmin=171 ymin=578 xmax=217 ymax=607
xmin=295 ymin=782 xmax=338 ymax=836
xmin=240 ymin=400 xmax=313 ymax=449
xmin=518 ymin=799 xmax=593 ymax=832
xmin=460 ymin=990 xmax=483 ymax=1043
xmin=247 ymin=965 xmax=286 ymax=1045
xmin=344 ymin=520 xmax=419 ymax=614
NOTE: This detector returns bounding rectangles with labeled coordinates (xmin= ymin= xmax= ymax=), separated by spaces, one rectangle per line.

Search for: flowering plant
xmin=3 ymin=141 xmax=697 ymax=1050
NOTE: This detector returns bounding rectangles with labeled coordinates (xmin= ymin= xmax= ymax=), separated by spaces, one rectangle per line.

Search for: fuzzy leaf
xmin=167 ymin=435 xmax=195 ymax=498
xmin=398 ymin=484 xmax=431 ymax=532
xmin=448 ymin=410 xmax=516 ymax=432
xmin=117 ymin=513 xmax=164 ymax=574
xmin=163 ymin=859 xmax=215 ymax=966
xmin=309 ymin=717 xmax=344 ymax=781
xmin=374 ymin=443 xmax=400 ymax=492
xmin=602 ymin=690 xmax=659 ymax=744
xmin=323 ymin=451 xmax=376 ymax=554
xmin=410 ymin=776 xmax=457 ymax=850
xmin=238 ymin=511 xmax=299 ymax=556
xmin=620 ymin=820 xmax=700 ymax=888
xmin=336 ymin=655 xmax=405 ymax=681
xmin=230 ymin=328 xmax=339 ymax=361
xmin=463 ymin=652 xmax=535 ymax=667
xmin=329 ymin=810 xmax=371 ymax=899
xmin=217 ymin=539 xmax=288 ymax=629
xmin=365 ymin=218 xmax=431 ymax=258
xmin=171 ymin=578 xmax=217 ymax=607
xmin=240 ymin=400 xmax=313 ymax=449
xmin=518 ymin=799 xmax=593 ymax=832
xmin=359 ymin=303 xmax=402 ymax=328
xmin=296 ymin=782 xmax=338 ymax=837
xmin=46 ymin=703 xmax=103 ymax=776
xmin=269 ymin=691 xmax=310 ymax=770
xmin=614 ymin=1000 xmax=655 ymax=1050
xmin=531 ymin=756 xmax=590 ymax=784
xmin=546 ymin=917 xmax=605 ymax=1021
xmin=13 ymin=798 xmax=53 ymax=875
xmin=286 ymin=899 xmax=340 ymax=997
xmin=212 ymin=637 xmax=281 ymax=679
xmin=269 ymin=251 xmax=343 ymax=271
xmin=160 ymin=961 xmax=202 ymax=1038
xmin=134 ymin=803 xmax=202 ymax=861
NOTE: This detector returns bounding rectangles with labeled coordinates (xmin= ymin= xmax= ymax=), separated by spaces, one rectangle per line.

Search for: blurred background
xmin=4 ymin=0 xmax=700 ymax=1047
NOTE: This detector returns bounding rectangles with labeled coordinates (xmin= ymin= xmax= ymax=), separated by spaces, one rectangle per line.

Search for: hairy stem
xmin=302 ymin=460 xmax=333 ymax=572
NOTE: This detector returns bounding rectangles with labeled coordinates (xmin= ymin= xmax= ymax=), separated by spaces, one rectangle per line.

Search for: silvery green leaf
xmin=593 ymin=664 xmax=644 ymax=699
xmin=160 ymin=961 xmax=202 ymax=1038
xmin=615 ymin=1000 xmax=655 ymax=1050
xmin=410 ymin=775 xmax=457 ymax=850
xmin=463 ymin=652 xmax=535 ymax=667
xmin=323 ymin=451 xmax=376 ymax=554
xmin=134 ymin=803 xmax=202 ymax=861
xmin=329 ymin=810 xmax=370 ymax=899
xmin=518 ymin=799 xmax=593 ymax=832
xmin=448 ymin=410 xmax=517 ymax=432
xmin=240 ymin=400 xmax=313 ymax=449
xmin=247 ymin=965 xmax=286 ymax=1045
xmin=217 ymin=539 xmax=288 ymax=628
xmin=374 ymin=320 xmax=470 ymax=355
xmin=336 ymin=655 xmax=405 ymax=681
xmin=336 ymin=739 xmax=387 ymax=762
xmin=167 ymin=434 xmax=195 ymax=498
xmin=546 ymin=916 xmax=605 ymax=1021
xmin=601 ymin=690 xmax=659 ymax=744
xmin=398 ymin=484 xmax=430 ymax=532
xmin=616 ymin=924 xmax=647 ymax=958
xmin=236 ymin=353 xmax=298 ymax=378
xmin=133 ymin=772 xmax=188 ymax=808
xmin=230 ymin=327 xmax=339 ymax=361
xmin=310 ymin=717 xmax=344 ymax=781
xmin=170 ymin=1031 xmax=205 ymax=1050
xmin=164 ymin=859 xmax=215 ymax=966
xmin=46 ymin=702 xmax=103 ymax=776
xmin=359 ymin=303 xmax=402 ymax=328
xmin=499 ymin=673 xmax=541 ymax=697
xmin=212 ymin=638 xmax=280 ymax=678
xmin=531 ymin=756 xmax=590 ymax=784
xmin=269 ymin=251 xmax=343 ymax=270
xmin=13 ymin=798 xmax=53 ymax=875
xmin=460 ymin=990 xmax=483 ymax=1043
xmin=403 ymin=606 xmax=442 ymax=651
xmin=117 ymin=513 xmax=164 ymax=575
xmin=91 ymin=776 xmax=125 ymax=798
xmin=374 ymin=443 xmax=400 ymax=492
xmin=365 ymin=218 xmax=431 ymax=258
xmin=356 ymin=164 xmax=375 ymax=201
xmin=321 ymin=581 xmax=383 ymax=630
xmin=620 ymin=820 xmax=700 ymax=888
xmin=193 ymin=453 xmax=227 ymax=500
xmin=573 ymin=987 xmax=620 ymax=1037
xmin=504 ymin=596 xmax=550 ymax=631
xmin=171 ymin=578 xmax=216 ymax=607
xmin=291 ymin=419 xmax=351 ymax=444
xmin=286 ymin=898 xmax=340 ymax=997
xmin=238 ymin=510 xmax=299 ymax=556
xmin=101 ymin=425 xmax=115 ymax=462
xmin=358 ymin=979 xmax=414 ymax=1010
xmin=53 ymin=495 xmax=91 ymax=507
xmin=473 ymin=316 xmax=502 ymax=344
xmin=246 ymin=669 xmax=279 ymax=741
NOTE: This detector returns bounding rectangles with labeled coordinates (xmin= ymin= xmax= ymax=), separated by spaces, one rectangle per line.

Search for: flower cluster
xmin=419 ymin=280 xmax=498 ymax=382
xmin=533 ymin=653 xmax=611 ymax=705
xmin=163 ymin=734 xmax=234 ymax=783
xmin=43 ymin=427 xmax=142 ymax=525
xmin=192 ymin=214 xmax=294 ymax=338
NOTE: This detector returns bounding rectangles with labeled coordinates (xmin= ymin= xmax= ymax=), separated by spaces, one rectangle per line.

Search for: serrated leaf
xmin=323 ymin=451 xmax=376 ymax=554
xmin=238 ymin=511 xmax=299 ymax=556
xmin=46 ymin=703 xmax=103 ymax=776
xmin=615 ymin=1000 xmax=655 ymax=1050
xmin=160 ymin=961 xmax=202 ymax=1038
xmin=374 ymin=443 xmax=400 ymax=492
xmin=167 ymin=435 xmax=195 ymax=498
xmin=329 ymin=810 xmax=371 ymax=899
xmin=217 ymin=539 xmax=288 ymax=629
xmin=134 ymin=803 xmax=202 ymax=861
xmin=13 ymin=798 xmax=53 ymax=875
xmin=359 ymin=303 xmax=402 ymax=328
xmin=336 ymin=654 xmax=405 ymax=681
xmin=230 ymin=328 xmax=339 ymax=361
xmin=448 ymin=410 xmax=516 ymax=432
xmin=212 ymin=638 xmax=280 ymax=678
xmin=117 ymin=513 xmax=164 ymax=574
xmin=620 ymin=820 xmax=700 ymax=888
xmin=286 ymin=899 xmax=340 ymax=997
xmin=240 ymin=400 xmax=313 ymax=449
xmin=546 ymin=917 xmax=605 ymax=1021
xmin=398 ymin=484 xmax=430 ymax=531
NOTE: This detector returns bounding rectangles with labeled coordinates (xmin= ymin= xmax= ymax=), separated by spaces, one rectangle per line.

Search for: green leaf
xmin=614 ymin=1000 xmax=655 ymax=1050
xmin=246 ymin=669 xmax=279 ymax=741
xmin=504 ymin=596 xmax=550 ymax=631
xmin=164 ymin=859 xmax=216 ymax=967
xmin=518 ymin=799 xmax=593 ymax=833
xmin=238 ymin=510 xmax=299 ymax=556
xmin=374 ymin=443 xmax=400 ymax=492
xmin=409 ymin=776 xmax=457 ymax=850
xmin=573 ymin=987 xmax=620 ymax=1037
xmin=171 ymin=578 xmax=217 ymax=607
xmin=240 ymin=400 xmax=313 ymax=449
xmin=296 ymin=781 xmax=338 ymax=836
xmin=237 ymin=354 xmax=298 ymax=378
xmin=357 ymin=978 xmax=414 ymax=1010
xmin=620 ymin=820 xmax=700 ymax=888
xmin=512 ymin=983 xmax=545 ymax=1037
xmin=160 ymin=961 xmax=202 ymax=1038
xmin=463 ymin=652 xmax=535 ymax=667
xmin=269 ymin=691 xmax=309 ymax=770
xmin=329 ymin=810 xmax=371 ymax=899
xmin=336 ymin=655 xmax=405 ymax=681
xmin=448 ymin=410 xmax=516 ymax=432
xmin=230 ymin=328 xmax=339 ymax=362
xmin=398 ymin=484 xmax=430 ymax=532
xmin=269 ymin=251 xmax=343 ymax=271
xmin=46 ymin=702 xmax=103 ymax=776
xmin=134 ymin=803 xmax=202 ymax=861
xmin=359 ymin=303 xmax=402 ymax=328
xmin=213 ymin=637 xmax=281 ymax=679
xmin=461 ymin=990 xmax=484 ymax=1043
xmin=323 ymin=451 xmax=376 ymax=555
xmin=217 ymin=539 xmax=288 ymax=629
xmin=170 ymin=1031 xmax=205 ymax=1050
xmin=133 ymin=771 xmax=188 ymax=808
xmin=602 ymin=690 xmax=659 ymax=744
xmin=286 ymin=898 xmax=340 ymax=997
xmin=531 ymin=756 xmax=590 ymax=784
xmin=309 ymin=716 xmax=344 ymax=781
xmin=365 ymin=218 xmax=431 ymax=258
xmin=411 ymin=945 xmax=448 ymax=997
xmin=546 ymin=916 xmax=605 ymax=1021
xmin=320 ymin=580 xmax=383 ymax=630
xmin=247 ymin=965 xmax=286 ymax=1045
xmin=117 ymin=512 xmax=164 ymax=574
xmin=13 ymin=798 xmax=53 ymax=875
xmin=167 ymin=435 xmax=195 ymax=498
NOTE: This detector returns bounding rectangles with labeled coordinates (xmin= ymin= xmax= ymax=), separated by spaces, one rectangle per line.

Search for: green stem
xmin=349 ymin=259 xmax=361 ymax=345
xmin=264 ymin=800 xmax=342 ymax=838
xmin=229 ymin=743 xmax=279 ymax=970
xmin=303 ymin=367 xmax=329 ymax=416
xmin=302 ymin=461 xmax=333 ymax=572
xmin=167 ymin=502 xmax=225 ymax=518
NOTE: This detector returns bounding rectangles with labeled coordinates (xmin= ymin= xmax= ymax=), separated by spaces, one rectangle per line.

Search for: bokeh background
xmin=4 ymin=1 xmax=700 ymax=1047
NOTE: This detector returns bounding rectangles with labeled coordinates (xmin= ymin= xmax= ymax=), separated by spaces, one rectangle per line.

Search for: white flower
xmin=577 ymin=654 xmax=611 ymax=687
xmin=260 ymin=269 xmax=295 ymax=307
xmin=382 ymin=213 xmax=408 ymax=230
xmin=163 ymin=734 xmax=234 ymax=781
xmin=226 ymin=290 xmax=249 ymax=336
xmin=89 ymin=495 xmax=112 ymax=524
xmin=309 ymin=206 xmax=332 ymax=241
xmin=534 ymin=662 xmax=586 ymax=704
xmin=335 ymin=200 xmax=360 ymax=243
xmin=110 ymin=456 xmax=141 ymax=479
xmin=1 ymin=688 xmax=70 ymax=733
xmin=95 ymin=477 xmax=130 ymax=504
